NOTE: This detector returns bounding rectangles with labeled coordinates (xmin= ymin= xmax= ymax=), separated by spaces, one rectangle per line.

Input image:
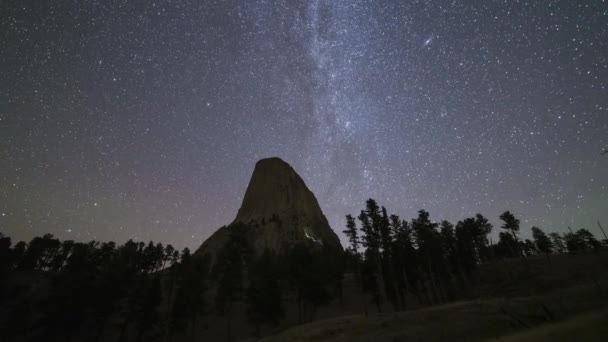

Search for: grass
xmin=259 ymin=280 xmax=608 ymax=342
xmin=496 ymin=309 xmax=608 ymax=342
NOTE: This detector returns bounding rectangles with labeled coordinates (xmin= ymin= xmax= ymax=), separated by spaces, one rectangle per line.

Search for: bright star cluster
xmin=1 ymin=1 xmax=607 ymax=249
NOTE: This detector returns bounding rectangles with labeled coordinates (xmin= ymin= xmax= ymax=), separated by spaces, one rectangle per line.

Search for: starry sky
xmin=1 ymin=0 xmax=607 ymax=249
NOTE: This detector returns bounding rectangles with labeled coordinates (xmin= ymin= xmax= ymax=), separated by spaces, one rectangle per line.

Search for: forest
xmin=0 ymin=199 xmax=605 ymax=341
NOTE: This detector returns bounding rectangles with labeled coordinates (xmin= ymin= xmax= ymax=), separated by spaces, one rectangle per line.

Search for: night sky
xmin=1 ymin=1 xmax=607 ymax=249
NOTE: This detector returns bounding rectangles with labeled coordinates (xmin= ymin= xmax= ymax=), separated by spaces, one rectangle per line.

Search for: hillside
xmin=260 ymin=283 xmax=608 ymax=342
xmin=259 ymin=251 xmax=608 ymax=342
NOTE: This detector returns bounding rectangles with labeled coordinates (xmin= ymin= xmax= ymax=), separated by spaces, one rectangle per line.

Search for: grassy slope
xmin=259 ymin=252 xmax=608 ymax=342
xmin=496 ymin=309 xmax=608 ymax=342
xmin=260 ymin=284 xmax=608 ymax=342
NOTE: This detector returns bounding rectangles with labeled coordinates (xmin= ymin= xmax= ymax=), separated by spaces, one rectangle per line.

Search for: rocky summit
xmin=195 ymin=157 xmax=342 ymax=260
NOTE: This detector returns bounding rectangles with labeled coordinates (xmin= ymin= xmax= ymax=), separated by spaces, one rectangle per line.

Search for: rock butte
xmin=194 ymin=157 xmax=342 ymax=261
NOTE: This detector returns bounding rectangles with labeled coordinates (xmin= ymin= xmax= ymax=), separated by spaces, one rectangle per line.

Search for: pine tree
xmin=455 ymin=220 xmax=478 ymax=276
xmin=575 ymin=228 xmax=601 ymax=250
xmin=171 ymin=252 xmax=210 ymax=342
xmin=247 ymin=249 xmax=284 ymax=335
xmin=358 ymin=199 xmax=385 ymax=312
xmin=499 ymin=211 xmax=521 ymax=256
xmin=286 ymin=242 xmax=333 ymax=322
xmin=391 ymin=217 xmax=418 ymax=310
xmin=412 ymin=210 xmax=446 ymax=304
xmin=549 ymin=232 xmax=566 ymax=253
xmin=531 ymin=226 xmax=553 ymax=254
xmin=214 ymin=224 xmax=251 ymax=341
xmin=473 ymin=214 xmax=493 ymax=261
xmin=497 ymin=231 xmax=518 ymax=258
xmin=343 ymin=214 xmax=360 ymax=256
xmin=439 ymin=220 xmax=458 ymax=273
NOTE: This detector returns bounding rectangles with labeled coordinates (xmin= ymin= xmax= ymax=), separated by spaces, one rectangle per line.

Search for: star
xmin=0 ymin=0 xmax=606 ymax=250
xmin=423 ymin=35 xmax=433 ymax=47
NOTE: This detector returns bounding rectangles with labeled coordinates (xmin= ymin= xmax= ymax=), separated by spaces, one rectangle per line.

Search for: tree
xmin=10 ymin=241 xmax=27 ymax=269
xmin=40 ymin=240 xmax=101 ymax=341
xmin=576 ymin=229 xmax=601 ymax=250
xmin=171 ymin=251 xmax=210 ymax=342
xmin=118 ymin=239 xmax=166 ymax=342
xmin=247 ymin=249 xmax=284 ymax=336
xmin=549 ymin=233 xmax=566 ymax=253
xmin=412 ymin=210 xmax=446 ymax=304
xmin=171 ymin=248 xmax=192 ymax=334
xmin=531 ymin=226 xmax=553 ymax=254
xmin=360 ymin=248 xmax=383 ymax=313
xmin=163 ymin=244 xmax=180 ymax=341
xmin=379 ymin=207 xmax=393 ymax=254
xmin=133 ymin=275 xmax=163 ymax=342
xmin=496 ymin=231 xmax=518 ymax=258
xmin=439 ymin=221 xmax=458 ymax=273
xmin=521 ymin=239 xmax=538 ymax=256
xmin=563 ymin=229 xmax=600 ymax=253
xmin=391 ymin=219 xmax=418 ymax=310
xmin=50 ymin=239 xmax=75 ymax=272
xmin=18 ymin=234 xmax=60 ymax=271
xmin=564 ymin=232 xmax=584 ymax=253
xmin=0 ymin=233 xmax=12 ymax=298
xmin=343 ymin=214 xmax=360 ymax=257
xmin=455 ymin=219 xmax=478 ymax=277
xmin=286 ymin=242 xmax=334 ymax=323
xmin=359 ymin=200 xmax=381 ymax=253
xmin=379 ymin=207 xmax=398 ymax=309
xmin=499 ymin=211 xmax=521 ymax=256
xmin=358 ymin=207 xmax=383 ymax=312
xmin=473 ymin=214 xmax=493 ymax=261
xmin=214 ymin=224 xmax=251 ymax=341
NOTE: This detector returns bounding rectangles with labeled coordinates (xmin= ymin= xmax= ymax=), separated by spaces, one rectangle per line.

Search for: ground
xmin=258 ymin=251 xmax=608 ymax=342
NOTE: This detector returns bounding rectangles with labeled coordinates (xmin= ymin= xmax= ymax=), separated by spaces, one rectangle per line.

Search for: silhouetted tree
xmin=40 ymin=240 xmax=100 ymax=341
xmin=357 ymin=200 xmax=384 ymax=312
xmin=171 ymin=251 xmax=210 ymax=342
xmin=391 ymin=218 xmax=418 ymax=310
xmin=521 ymin=239 xmax=538 ymax=256
xmin=18 ymin=234 xmax=60 ymax=271
xmin=439 ymin=221 xmax=457 ymax=267
xmin=118 ymin=240 xmax=166 ymax=342
xmin=563 ymin=229 xmax=601 ymax=253
xmin=286 ymin=242 xmax=334 ymax=322
xmin=531 ymin=226 xmax=553 ymax=254
xmin=497 ymin=231 xmax=518 ymax=258
xmin=343 ymin=214 xmax=360 ymax=256
xmin=379 ymin=206 xmax=398 ymax=309
xmin=455 ymin=219 xmax=478 ymax=278
xmin=247 ymin=249 xmax=284 ymax=336
xmin=412 ymin=210 xmax=446 ymax=304
xmin=163 ymin=244 xmax=180 ymax=341
xmin=500 ymin=211 xmax=521 ymax=256
xmin=133 ymin=275 xmax=163 ymax=342
xmin=575 ymin=228 xmax=601 ymax=250
xmin=549 ymin=232 xmax=566 ymax=253
xmin=0 ymin=233 xmax=12 ymax=299
xmin=214 ymin=224 xmax=251 ymax=341
xmin=473 ymin=214 xmax=493 ymax=261
xmin=564 ymin=228 xmax=602 ymax=253
xmin=10 ymin=240 xmax=27 ymax=269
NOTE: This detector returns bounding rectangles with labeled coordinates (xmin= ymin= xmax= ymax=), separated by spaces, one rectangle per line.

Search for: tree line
xmin=342 ymin=199 xmax=606 ymax=312
xmin=0 ymin=203 xmax=604 ymax=341
xmin=0 ymin=224 xmax=341 ymax=342
xmin=0 ymin=232 xmax=188 ymax=341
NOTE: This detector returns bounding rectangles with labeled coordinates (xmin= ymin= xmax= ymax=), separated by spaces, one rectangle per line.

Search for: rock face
xmin=195 ymin=157 xmax=342 ymax=260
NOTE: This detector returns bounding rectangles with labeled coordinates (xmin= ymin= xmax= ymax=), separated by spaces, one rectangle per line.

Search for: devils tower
xmin=195 ymin=157 xmax=342 ymax=260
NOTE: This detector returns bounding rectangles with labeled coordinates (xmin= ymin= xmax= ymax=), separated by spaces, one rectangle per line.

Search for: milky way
xmin=1 ymin=1 xmax=607 ymax=249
